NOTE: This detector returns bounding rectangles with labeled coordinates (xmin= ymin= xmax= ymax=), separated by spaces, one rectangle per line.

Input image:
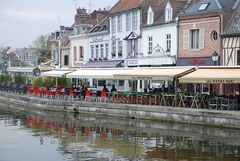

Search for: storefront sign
xmin=92 ymin=36 xmax=104 ymax=43
xmin=132 ymin=76 xmax=153 ymax=80
xmin=127 ymin=59 xmax=138 ymax=66
xmin=206 ymin=80 xmax=234 ymax=84
xmin=177 ymin=57 xmax=214 ymax=66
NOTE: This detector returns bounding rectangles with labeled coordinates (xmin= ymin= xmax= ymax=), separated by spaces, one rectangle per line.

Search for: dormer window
xmin=147 ymin=6 xmax=154 ymax=25
xmin=198 ymin=3 xmax=209 ymax=11
xmin=165 ymin=1 xmax=172 ymax=22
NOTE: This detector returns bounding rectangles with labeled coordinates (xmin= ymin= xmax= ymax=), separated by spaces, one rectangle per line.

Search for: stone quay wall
xmin=0 ymin=92 xmax=240 ymax=129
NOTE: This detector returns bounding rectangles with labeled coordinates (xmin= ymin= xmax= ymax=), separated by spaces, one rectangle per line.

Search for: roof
xmin=178 ymin=0 xmax=236 ymax=17
xmin=222 ymin=2 xmax=240 ymax=37
xmin=142 ymin=0 xmax=188 ymax=27
xmin=88 ymin=17 xmax=109 ymax=34
xmin=82 ymin=60 xmax=123 ymax=68
xmin=110 ymin=0 xmax=143 ymax=14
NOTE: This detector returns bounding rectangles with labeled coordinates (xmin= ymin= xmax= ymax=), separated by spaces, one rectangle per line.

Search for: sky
xmin=0 ymin=0 xmax=118 ymax=48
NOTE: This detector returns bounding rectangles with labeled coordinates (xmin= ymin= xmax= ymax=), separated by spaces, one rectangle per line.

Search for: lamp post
xmin=165 ymin=48 xmax=171 ymax=57
xmin=4 ymin=61 xmax=7 ymax=75
xmin=211 ymin=51 xmax=219 ymax=66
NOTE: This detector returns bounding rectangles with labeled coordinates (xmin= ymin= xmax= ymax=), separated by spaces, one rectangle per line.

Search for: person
xmin=102 ymin=85 xmax=109 ymax=92
xmin=111 ymin=84 xmax=117 ymax=93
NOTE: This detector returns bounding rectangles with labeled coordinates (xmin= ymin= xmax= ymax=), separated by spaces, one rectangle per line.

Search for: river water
xmin=0 ymin=105 xmax=240 ymax=161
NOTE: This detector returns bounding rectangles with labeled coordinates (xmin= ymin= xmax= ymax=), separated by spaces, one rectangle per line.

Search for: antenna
xmin=72 ymin=0 xmax=78 ymax=10
xmin=88 ymin=0 xmax=92 ymax=13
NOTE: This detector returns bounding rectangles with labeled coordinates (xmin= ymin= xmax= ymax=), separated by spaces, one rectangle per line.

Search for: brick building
xmin=177 ymin=0 xmax=237 ymax=66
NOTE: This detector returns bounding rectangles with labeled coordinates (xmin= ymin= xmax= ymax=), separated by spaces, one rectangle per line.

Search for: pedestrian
xmin=102 ymin=85 xmax=109 ymax=92
xmin=110 ymin=84 xmax=117 ymax=93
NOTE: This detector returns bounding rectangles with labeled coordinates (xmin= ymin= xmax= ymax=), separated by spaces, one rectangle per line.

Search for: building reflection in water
xmin=0 ymin=106 xmax=240 ymax=161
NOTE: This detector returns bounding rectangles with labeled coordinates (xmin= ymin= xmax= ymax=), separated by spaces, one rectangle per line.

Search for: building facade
xmin=177 ymin=0 xmax=236 ymax=66
xmin=222 ymin=2 xmax=240 ymax=66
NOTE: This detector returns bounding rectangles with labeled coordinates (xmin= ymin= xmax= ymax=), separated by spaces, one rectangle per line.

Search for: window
xmin=112 ymin=41 xmax=116 ymax=58
xmin=118 ymin=41 xmax=123 ymax=58
xmin=111 ymin=16 xmax=116 ymax=33
xmin=237 ymin=50 xmax=240 ymax=65
xmin=165 ymin=2 xmax=172 ymax=22
xmin=117 ymin=15 xmax=122 ymax=33
xmin=90 ymin=45 xmax=94 ymax=58
xmin=211 ymin=31 xmax=218 ymax=41
xmin=147 ymin=7 xmax=154 ymax=25
xmin=64 ymin=55 xmax=69 ymax=66
xmin=79 ymin=46 xmax=84 ymax=58
xmin=98 ymin=80 xmax=106 ymax=86
xmin=191 ymin=29 xmax=199 ymax=49
xmin=126 ymin=12 xmax=131 ymax=31
xmin=166 ymin=34 xmax=171 ymax=52
xmin=105 ymin=44 xmax=109 ymax=58
xmin=198 ymin=3 xmax=209 ymax=11
xmin=148 ymin=36 xmax=153 ymax=54
xmin=119 ymin=80 xmax=124 ymax=86
xmin=100 ymin=44 xmax=104 ymax=58
xmin=74 ymin=46 xmax=77 ymax=61
xmin=95 ymin=45 xmax=99 ymax=58
xmin=132 ymin=11 xmax=137 ymax=30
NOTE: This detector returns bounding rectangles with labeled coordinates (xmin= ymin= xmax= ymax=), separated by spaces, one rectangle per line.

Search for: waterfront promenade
xmin=0 ymin=91 xmax=240 ymax=129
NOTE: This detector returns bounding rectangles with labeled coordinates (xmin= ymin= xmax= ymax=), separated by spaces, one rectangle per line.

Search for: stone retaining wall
xmin=0 ymin=92 xmax=240 ymax=129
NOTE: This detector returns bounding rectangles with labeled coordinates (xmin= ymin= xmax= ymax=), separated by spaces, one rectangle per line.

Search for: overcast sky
xmin=0 ymin=0 xmax=118 ymax=48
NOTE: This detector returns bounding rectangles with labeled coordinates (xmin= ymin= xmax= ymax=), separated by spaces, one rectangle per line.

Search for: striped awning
xmin=41 ymin=70 xmax=72 ymax=77
xmin=179 ymin=66 xmax=240 ymax=84
xmin=114 ymin=67 xmax=194 ymax=81
xmin=66 ymin=68 xmax=131 ymax=79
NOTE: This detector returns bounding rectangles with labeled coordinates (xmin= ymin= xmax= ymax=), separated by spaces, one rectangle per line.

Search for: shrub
xmin=32 ymin=77 xmax=43 ymax=88
xmin=15 ymin=75 xmax=25 ymax=84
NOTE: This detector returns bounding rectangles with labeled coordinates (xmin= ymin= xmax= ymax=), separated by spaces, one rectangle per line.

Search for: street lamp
xmin=211 ymin=51 xmax=219 ymax=66
xmin=4 ymin=61 xmax=7 ymax=74
xmin=165 ymin=48 xmax=171 ymax=57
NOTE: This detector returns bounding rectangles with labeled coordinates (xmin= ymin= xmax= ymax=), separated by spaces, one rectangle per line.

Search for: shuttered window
xmin=183 ymin=30 xmax=189 ymax=50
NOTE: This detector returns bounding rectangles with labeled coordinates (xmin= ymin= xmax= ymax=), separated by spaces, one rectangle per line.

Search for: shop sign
xmin=132 ymin=76 xmax=153 ymax=80
xmin=206 ymin=80 xmax=234 ymax=84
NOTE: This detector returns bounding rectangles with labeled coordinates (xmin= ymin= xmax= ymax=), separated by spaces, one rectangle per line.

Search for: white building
xmin=140 ymin=0 xmax=188 ymax=67
xmin=109 ymin=0 xmax=143 ymax=66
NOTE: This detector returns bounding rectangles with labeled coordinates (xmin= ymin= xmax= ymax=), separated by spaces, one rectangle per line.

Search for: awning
xmin=66 ymin=68 xmax=131 ymax=79
xmin=41 ymin=70 xmax=72 ymax=77
xmin=7 ymin=67 xmax=35 ymax=73
xmin=179 ymin=66 xmax=240 ymax=84
xmin=82 ymin=60 xmax=123 ymax=68
xmin=113 ymin=67 xmax=194 ymax=81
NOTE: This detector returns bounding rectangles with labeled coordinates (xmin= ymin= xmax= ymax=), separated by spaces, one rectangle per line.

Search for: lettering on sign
xmin=206 ymin=80 xmax=234 ymax=84
xmin=128 ymin=59 xmax=138 ymax=66
xmin=92 ymin=37 xmax=104 ymax=42
xmin=132 ymin=76 xmax=153 ymax=80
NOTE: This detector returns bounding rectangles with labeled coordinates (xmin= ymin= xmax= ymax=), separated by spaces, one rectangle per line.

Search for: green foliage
xmin=32 ymin=77 xmax=43 ymax=88
xmin=14 ymin=75 xmax=25 ymax=84
xmin=0 ymin=74 xmax=8 ymax=82
xmin=58 ymin=77 xmax=71 ymax=87
xmin=43 ymin=77 xmax=54 ymax=88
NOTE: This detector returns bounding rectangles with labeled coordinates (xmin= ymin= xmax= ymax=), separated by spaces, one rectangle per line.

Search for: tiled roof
xmin=178 ymin=0 xmax=236 ymax=17
xmin=110 ymin=0 xmax=144 ymax=14
xmin=89 ymin=17 xmax=109 ymax=33
xmin=142 ymin=0 xmax=188 ymax=27
xmin=222 ymin=3 xmax=240 ymax=36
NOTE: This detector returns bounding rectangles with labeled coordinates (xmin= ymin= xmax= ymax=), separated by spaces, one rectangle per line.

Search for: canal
xmin=0 ymin=105 xmax=240 ymax=161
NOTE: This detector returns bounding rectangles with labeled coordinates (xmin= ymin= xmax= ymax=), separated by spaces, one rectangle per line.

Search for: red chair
xmin=85 ymin=90 xmax=91 ymax=101
xmin=100 ymin=91 xmax=108 ymax=102
xmin=68 ymin=88 xmax=74 ymax=100
xmin=55 ymin=89 xmax=62 ymax=99
xmin=45 ymin=90 xmax=53 ymax=98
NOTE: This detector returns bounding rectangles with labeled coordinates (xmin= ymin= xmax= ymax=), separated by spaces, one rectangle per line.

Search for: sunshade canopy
xmin=113 ymin=67 xmax=194 ymax=81
xmin=66 ymin=68 xmax=131 ymax=80
xmin=41 ymin=70 xmax=72 ymax=77
xmin=179 ymin=66 xmax=240 ymax=84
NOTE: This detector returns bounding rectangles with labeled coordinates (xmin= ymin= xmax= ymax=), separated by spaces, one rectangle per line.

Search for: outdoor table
xmin=160 ymin=93 xmax=175 ymax=106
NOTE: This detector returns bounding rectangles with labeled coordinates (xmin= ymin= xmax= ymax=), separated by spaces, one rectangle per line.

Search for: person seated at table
xmin=111 ymin=84 xmax=117 ymax=93
xmin=102 ymin=85 xmax=109 ymax=92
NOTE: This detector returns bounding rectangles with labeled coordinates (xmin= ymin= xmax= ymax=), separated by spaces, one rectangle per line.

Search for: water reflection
xmin=0 ymin=105 xmax=240 ymax=161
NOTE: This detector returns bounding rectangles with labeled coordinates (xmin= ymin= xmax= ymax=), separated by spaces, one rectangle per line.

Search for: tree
xmin=32 ymin=34 xmax=51 ymax=64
